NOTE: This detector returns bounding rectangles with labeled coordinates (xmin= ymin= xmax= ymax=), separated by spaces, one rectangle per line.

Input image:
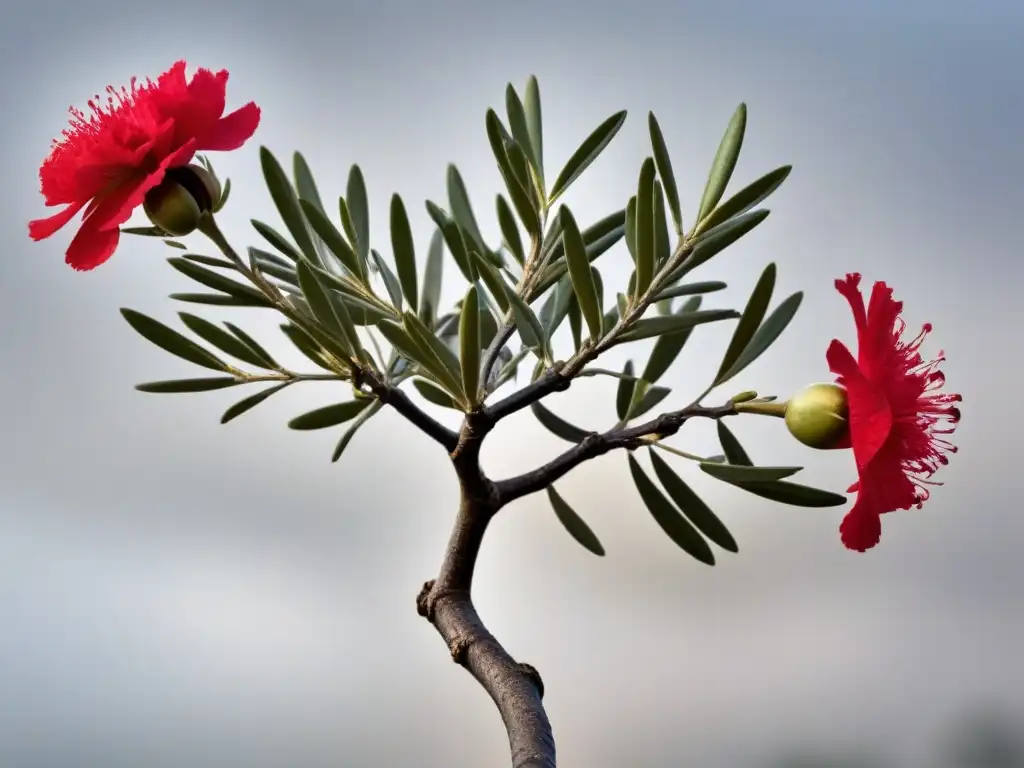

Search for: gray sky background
xmin=2 ymin=1 xmax=1022 ymax=766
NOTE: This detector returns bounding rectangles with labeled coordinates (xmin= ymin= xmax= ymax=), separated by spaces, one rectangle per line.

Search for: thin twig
xmin=494 ymin=401 xmax=736 ymax=505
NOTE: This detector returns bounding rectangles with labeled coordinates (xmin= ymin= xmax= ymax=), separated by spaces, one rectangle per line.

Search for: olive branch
xmin=119 ymin=79 xmax=846 ymax=767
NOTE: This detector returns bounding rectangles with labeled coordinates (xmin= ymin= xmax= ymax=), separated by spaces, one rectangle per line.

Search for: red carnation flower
xmin=29 ymin=61 xmax=260 ymax=271
xmin=827 ymin=273 xmax=962 ymax=552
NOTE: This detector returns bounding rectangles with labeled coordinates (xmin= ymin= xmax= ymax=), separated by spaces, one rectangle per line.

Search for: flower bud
xmin=784 ymin=382 xmax=850 ymax=449
xmin=143 ymin=164 xmax=221 ymax=236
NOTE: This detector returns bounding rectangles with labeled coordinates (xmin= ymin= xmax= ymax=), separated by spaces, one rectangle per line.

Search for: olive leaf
xmin=633 ymin=157 xmax=657 ymax=299
xmin=345 ymin=164 xmax=371 ymax=264
xmin=649 ymin=450 xmax=738 ymax=552
xmin=549 ymin=111 xmax=628 ymax=204
xmin=715 ymin=263 xmax=776 ymax=384
xmin=695 ymin=103 xmax=747 ymax=224
xmin=559 ymin=206 xmax=603 ymax=342
xmin=695 ymin=165 xmax=791 ymax=237
xmin=413 ymin=379 xmax=461 ymax=410
xmin=299 ymin=200 xmax=363 ymax=278
xmin=459 ymin=285 xmax=481 ymax=404
xmin=531 ymin=401 xmax=590 ymax=443
xmin=289 ymin=400 xmax=372 ymax=430
xmin=628 ymin=455 xmax=715 ymax=565
xmin=221 ymin=382 xmax=289 ymax=424
xmin=332 ymin=400 xmax=383 ymax=462
xmin=648 ymin=112 xmax=683 ymax=235
xmin=259 ymin=147 xmax=319 ymax=263
xmin=168 ymin=257 xmax=270 ymax=306
xmin=616 ymin=360 xmax=636 ymax=421
xmin=420 ymin=230 xmax=444 ymax=326
xmin=546 ymin=486 xmax=605 ymax=556
xmin=121 ymin=309 xmax=228 ymax=372
xmin=389 ymin=194 xmax=418 ymax=311
xmin=616 ymin=309 xmax=739 ymax=343
xmin=135 ymin=377 xmax=240 ymax=393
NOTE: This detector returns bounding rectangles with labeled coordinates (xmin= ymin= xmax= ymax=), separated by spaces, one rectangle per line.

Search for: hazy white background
xmin=2 ymin=1 xmax=1022 ymax=766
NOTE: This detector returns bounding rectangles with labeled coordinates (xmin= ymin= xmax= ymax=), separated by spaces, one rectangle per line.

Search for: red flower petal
xmin=28 ymin=199 xmax=87 ymax=240
xmin=826 ymin=339 xmax=892 ymax=471
xmin=202 ymin=103 xmax=261 ymax=151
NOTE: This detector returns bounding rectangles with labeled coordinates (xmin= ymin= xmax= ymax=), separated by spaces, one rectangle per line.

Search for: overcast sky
xmin=2 ymin=1 xmax=1023 ymax=766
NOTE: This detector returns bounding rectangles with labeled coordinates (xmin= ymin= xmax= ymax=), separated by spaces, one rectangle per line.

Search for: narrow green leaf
xmin=402 ymin=311 xmax=465 ymax=397
xmin=167 ymin=257 xmax=269 ymax=305
xmin=419 ymin=230 xmax=444 ymax=326
xmin=507 ymin=289 xmax=548 ymax=357
xmin=549 ymin=110 xmax=628 ymax=203
xmin=700 ymin=462 xmax=802 ymax=483
xmin=413 ymin=379 xmax=461 ymax=409
xmin=616 ymin=360 xmax=637 ymax=421
xmin=559 ymin=206 xmax=602 ymax=341
xmin=221 ymin=383 xmax=289 ymax=423
xmin=718 ymin=292 xmax=804 ymax=385
xmin=729 ymin=480 xmax=848 ymax=507
xmin=376 ymin=319 xmax=432 ymax=371
xmin=627 ymin=455 xmax=715 ymax=565
xmin=567 ymin=294 xmax=582 ymax=351
xmin=634 ymin=157 xmax=656 ymax=298
xmin=346 ymin=165 xmax=370 ymax=263
xmin=540 ymin=276 xmax=573 ymax=336
xmin=293 ymin=152 xmax=330 ymax=264
xmin=648 ymin=450 xmax=738 ymax=552
xmin=696 ymin=103 xmax=747 ymax=224
xmin=289 ymin=400 xmax=371 ymax=430
xmin=624 ymin=195 xmax=638 ymax=262
xmin=426 ymin=202 xmax=474 ymax=282
xmin=371 ymin=250 xmax=403 ymax=310
xmin=676 ymin=209 xmax=770 ymax=278
xmin=695 ymin=165 xmax=792 ymax=237
xmin=179 ymin=313 xmax=273 ymax=369
xmin=542 ymin=208 xmax=624 ymax=263
xmin=523 ymin=76 xmax=545 ymax=189
xmin=299 ymin=200 xmax=363 ymax=278
xmin=495 ymin=195 xmax=525 ymax=266
xmin=214 ymin=177 xmax=232 ymax=212
xmin=648 ymin=112 xmax=683 ymax=235
xmin=505 ymin=141 xmax=541 ymax=212
xmin=331 ymin=400 xmax=382 ymax=462
xmin=531 ymin=401 xmax=590 ymax=443
xmin=505 ymin=85 xmax=539 ymax=188
xmin=296 ymin=260 xmax=358 ymax=357
xmin=642 ymin=296 xmax=703 ymax=383
xmin=628 ymin=383 xmax=671 ymax=419
xmin=546 ymin=486 xmax=604 ymax=556
xmin=654 ymin=280 xmax=727 ymax=302
xmin=180 ymin=253 xmax=232 ymax=269
xmin=251 ymin=219 xmax=304 ymax=262
xmin=460 ymin=285 xmax=481 ymax=404
xmin=618 ymin=309 xmax=739 ymax=343
xmin=280 ymin=323 xmax=335 ymax=371
xmin=470 ymin=250 xmax=512 ymax=313
xmin=715 ymin=263 xmax=776 ymax=384
xmin=121 ymin=226 xmax=167 ymax=237
xmin=121 ymin=309 xmax=227 ymax=371
xmin=135 ymin=377 xmax=240 ymax=393
xmin=485 ymin=109 xmax=541 ymax=238
xmin=259 ymin=147 xmax=318 ymax=262
xmin=389 ymin=194 xmax=418 ymax=311
xmin=717 ymin=421 xmax=753 ymax=466
xmin=170 ymin=293 xmax=270 ymax=308
xmin=447 ymin=165 xmax=488 ymax=253
xmin=223 ymin=323 xmax=278 ymax=369
xmin=653 ymin=182 xmax=671 ymax=267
